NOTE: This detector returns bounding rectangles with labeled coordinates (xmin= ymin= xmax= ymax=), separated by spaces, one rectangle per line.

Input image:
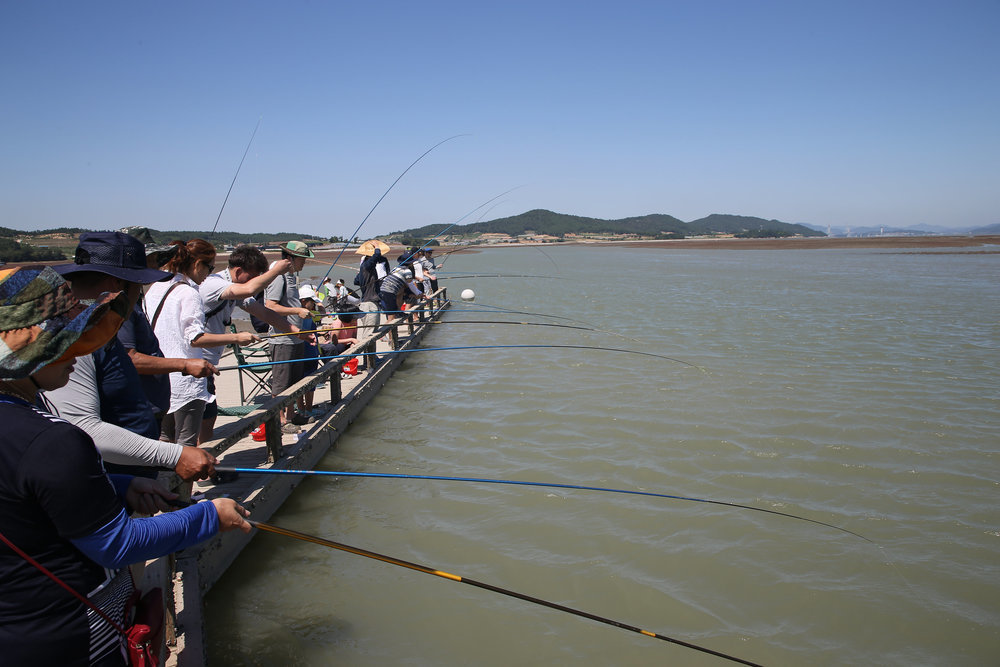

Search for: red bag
xmin=0 ymin=529 xmax=166 ymax=666
xmin=125 ymin=587 xmax=166 ymax=666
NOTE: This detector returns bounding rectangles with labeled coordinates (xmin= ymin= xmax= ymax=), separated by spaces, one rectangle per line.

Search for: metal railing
xmin=202 ymin=288 xmax=449 ymax=465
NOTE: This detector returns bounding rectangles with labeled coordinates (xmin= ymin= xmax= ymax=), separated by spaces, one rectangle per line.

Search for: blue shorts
xmin=379 ymin=291 xmax=396 ymax=314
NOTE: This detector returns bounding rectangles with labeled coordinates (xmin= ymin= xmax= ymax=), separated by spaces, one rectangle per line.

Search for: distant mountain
xmin=970 ymin=222 xmax=1000 ymax=235
xmin=803 ymin=222 xmax=999 ymax=236
xmin=389 ymin=210 xmax=824 ymax=239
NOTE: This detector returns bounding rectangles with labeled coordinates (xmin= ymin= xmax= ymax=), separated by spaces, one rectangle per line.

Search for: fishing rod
xmin=217 ymin=466 xmax=868 ymax=541
xmin=215 ymin=343 xmax=703 ymax=372
xmin=257 ymin=318 xmax=625 ymax=340
xmin=320 ymin=134 xmax=469 ymax=284
xmin=398 ymin=186 xmax=524 ymax=265
xmin=250 ymin=520 xmax=764 ymax=666
xmin=438 ymin=273 xmax=566 ymax=280
xmin=211 ymin=117 xmax=262 ymax=234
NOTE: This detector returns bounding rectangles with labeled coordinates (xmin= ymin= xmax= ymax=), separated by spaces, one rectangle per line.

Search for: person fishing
xmin=144 ymin=239 xmax=260 ymax=446
xmin=198 ymin=244 xmax=299 ymax=443
xmin=263 ymin=241 xmax=313 ymax=434
xmin=0 ymin=265 xmax=251 ymax=665
xmin=354 ymin=243 xmax=389 ymax=370
xmin=41 ymin=232 xmax=216 ymax=480
xmin=378 ymin=261 xmax=424 ymax=323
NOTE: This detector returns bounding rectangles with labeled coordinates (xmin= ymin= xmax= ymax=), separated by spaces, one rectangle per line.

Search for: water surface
xmin=208 ymin=245 xmax=999 ymax=665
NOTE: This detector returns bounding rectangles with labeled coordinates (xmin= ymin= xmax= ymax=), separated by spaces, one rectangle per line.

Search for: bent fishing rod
xmin=397 ymin=186 xmax=525 ymax=265
xmin=250 ymin=521 xmax=764 ymax=666
xmin=211 ymin=117 xmax=262 ymax=234
xmin=215 ymin=343 xmax=703 ymax=371
xmin=258 ymin=318 xmax=635 ymax=340
xmin=217 ymin=466 xmax=868 ymax=541
xmin=321 ymin=134 xmax=469 ymax=285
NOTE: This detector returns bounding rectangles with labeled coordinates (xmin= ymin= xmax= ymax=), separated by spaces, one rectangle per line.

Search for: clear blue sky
xmin=2 ymin=1 xmax=997 ymax=236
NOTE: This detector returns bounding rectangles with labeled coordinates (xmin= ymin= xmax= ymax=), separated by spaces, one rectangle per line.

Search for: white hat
xmin=298 ymin=284 xmax=319 ymax=302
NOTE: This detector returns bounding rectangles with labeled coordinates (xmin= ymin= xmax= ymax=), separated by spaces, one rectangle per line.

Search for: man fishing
xmin=199 ymin=244 xmax=301 ymax=442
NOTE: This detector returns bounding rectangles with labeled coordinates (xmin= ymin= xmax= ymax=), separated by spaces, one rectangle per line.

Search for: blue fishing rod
xmin=214 ymin=466 xmax=869 ymax=542
xmin=211 ymin=117 xmax=262 ymax=234
xmin=320 ymin=134 xmax=469 ymax=284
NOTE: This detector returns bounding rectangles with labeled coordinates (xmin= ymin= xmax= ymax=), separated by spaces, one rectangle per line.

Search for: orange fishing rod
xmin=251 ymin=520 xmax=765 ymax=666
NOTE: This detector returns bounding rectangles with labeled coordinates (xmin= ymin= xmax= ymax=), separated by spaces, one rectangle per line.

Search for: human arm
xmin=41 ymin=354 xmax=183 ymax=469
xmin=264 ymin=299 xmax=310 ymax=320
xmin=244 ymin=299 xmax=300 ymax=334
xmin=190 ymin=331 xmax=259 ymax=348
xmin=126 ymin=349 xmax=217 ymax=378
xmin=70 ymin=498 xmax=250 ymax=568
xmin=40 ymin=354 xmax=217 ymax=480
xmin=221 ymin=259 xmax=293 ymax=300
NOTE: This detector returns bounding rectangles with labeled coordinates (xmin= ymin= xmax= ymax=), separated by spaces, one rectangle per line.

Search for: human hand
xmin=295 ymin=307 xmax=311 ymax=319
xmin=126 ymin=477 xmax=179 ymax=514
xmin=273 ymin=259 xmax=293 ymax=275
xmin=211 ymin=498 xmax=252 ymax=533
xmin=235 ymin=331 xmax=260 ymax=346
xmin=184 ymin=358 xmax=218 ymax=378
xmin=174 ymin=446 xmax=217 ymax=481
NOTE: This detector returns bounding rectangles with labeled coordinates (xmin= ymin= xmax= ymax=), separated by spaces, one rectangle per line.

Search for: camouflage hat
xmin=280 ymin=240 xmax=315 ymax=259
xmin=0 ymin=266 xmax=130 ymax=379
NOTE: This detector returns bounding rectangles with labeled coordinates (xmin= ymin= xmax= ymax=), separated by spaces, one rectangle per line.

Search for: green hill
xmin=387 ymin=209 xmax=824 ymax=240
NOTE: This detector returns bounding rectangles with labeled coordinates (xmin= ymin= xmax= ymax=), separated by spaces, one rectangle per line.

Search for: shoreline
xmin=423 ymin=235 xmax=1000 ymax=252
xmin=6 ymin=235 xmax=998 ymax=269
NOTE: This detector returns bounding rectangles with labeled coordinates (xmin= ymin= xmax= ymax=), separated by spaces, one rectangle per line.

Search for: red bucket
xmin=342 ymin=357 xmax=359 ymax=376
xmin=251 ymin=423 xmax=266 ymax=441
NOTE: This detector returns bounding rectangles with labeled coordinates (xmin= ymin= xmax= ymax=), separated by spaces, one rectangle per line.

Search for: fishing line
xmin=215 ymin=343 xmax=702 ymax=372
xmin=250 ymin=520 xmax=764 ymax=666
xmin=321 ymin=134 xmax=470 ymax=284
xmin=218 ymin=467 xmax=868 ymax=541
xmin=211 ymin=117 xmax=262 ymax=234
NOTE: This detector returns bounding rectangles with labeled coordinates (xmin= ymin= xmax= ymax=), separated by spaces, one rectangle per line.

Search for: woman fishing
xmin=144 ymin=239 xmax=258 ymax=445
xmin=0 ymin=266 xmax=251 ymax=665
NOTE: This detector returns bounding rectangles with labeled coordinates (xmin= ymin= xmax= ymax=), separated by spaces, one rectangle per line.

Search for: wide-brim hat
xmin=0 ymin=266 xmax=131 ymax=379
xmin=281 ymin=240 xmax=315 ymax=258
xmin=55 ymin=232 xmax=172 ymax=284
xmin=355 ymin=239 xmax=390 ymax=257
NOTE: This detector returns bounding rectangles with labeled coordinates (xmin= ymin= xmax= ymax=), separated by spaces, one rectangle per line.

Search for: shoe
xmin=281 ymin=423 xmax=301 ymax=434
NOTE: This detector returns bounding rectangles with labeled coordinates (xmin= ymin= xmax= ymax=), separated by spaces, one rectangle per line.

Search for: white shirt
xmin=144 ymin=274 xmax=214 ymax=412
xmin=199 ymin=268 xmax=256 ymax=366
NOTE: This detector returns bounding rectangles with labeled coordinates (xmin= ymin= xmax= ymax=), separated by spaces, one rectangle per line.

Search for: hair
xmin=227 ymin=245 xmax=269 ymax=275
xmin=163 ymin=239 xmax=216 ymax=277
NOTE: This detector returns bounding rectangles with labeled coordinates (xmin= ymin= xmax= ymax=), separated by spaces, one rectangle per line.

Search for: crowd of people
xmin=0 ymin=232 xmax=443 ymax=663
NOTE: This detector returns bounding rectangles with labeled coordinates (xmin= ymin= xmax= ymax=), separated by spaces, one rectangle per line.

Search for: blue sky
xmin=1 ymin=1 xmax=997 ymax=237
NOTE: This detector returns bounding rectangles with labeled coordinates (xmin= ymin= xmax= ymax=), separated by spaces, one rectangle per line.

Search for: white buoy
xmin=460 ymin=288 xmax=476 ymax=302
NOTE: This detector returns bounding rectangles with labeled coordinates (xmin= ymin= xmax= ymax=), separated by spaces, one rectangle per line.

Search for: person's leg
xmin=172 ymin=399 xmax=207 ymax=446
xmin=269 ymin=343 xmax=297 ymax=426
xmin=199 ymin=376 xmax=218 ymax=444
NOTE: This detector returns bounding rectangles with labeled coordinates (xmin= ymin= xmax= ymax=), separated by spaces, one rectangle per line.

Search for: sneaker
xmin=281 ymin=422 xmax=301 ymax=434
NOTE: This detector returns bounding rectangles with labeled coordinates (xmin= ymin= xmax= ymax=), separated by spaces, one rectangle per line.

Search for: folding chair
xmin=228 ymin=325 xmax=273 ymax=405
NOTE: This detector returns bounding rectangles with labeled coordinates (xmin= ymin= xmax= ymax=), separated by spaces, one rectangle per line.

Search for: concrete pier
xmin=153 ymin=291 xmax=450 ymax=665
